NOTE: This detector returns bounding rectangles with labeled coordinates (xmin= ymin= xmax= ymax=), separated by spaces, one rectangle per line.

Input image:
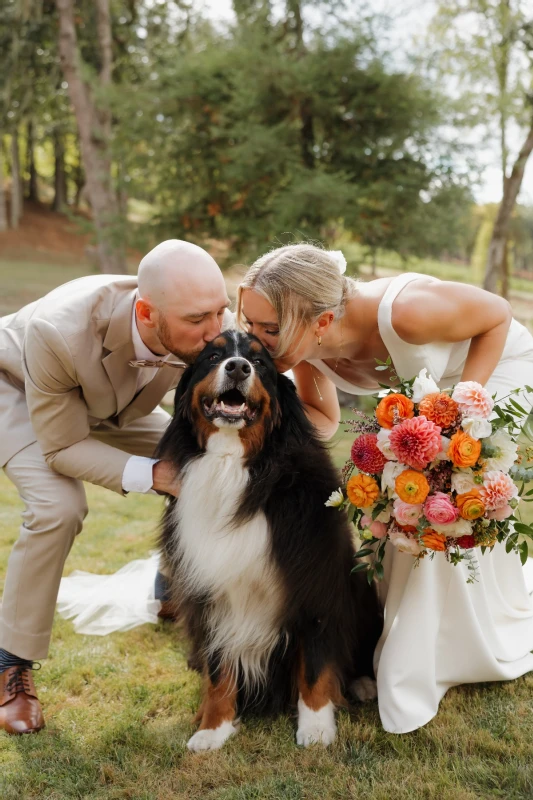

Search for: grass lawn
xmin=2 ymin=256 xmax=533 ymax=797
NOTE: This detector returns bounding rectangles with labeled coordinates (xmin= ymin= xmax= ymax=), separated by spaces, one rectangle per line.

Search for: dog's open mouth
xmin=202 ymin=388 xmax=258 ymax=422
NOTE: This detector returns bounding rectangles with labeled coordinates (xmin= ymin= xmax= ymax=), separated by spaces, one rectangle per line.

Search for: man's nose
xmin=225 ymin=358 xmax=251 ymax=382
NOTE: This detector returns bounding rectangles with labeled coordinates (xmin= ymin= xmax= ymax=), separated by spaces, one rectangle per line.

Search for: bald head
xmin=135 ymin=239 xmax=231 ymax=363
xmin=138 ymin=239 xmax=226 ymax=312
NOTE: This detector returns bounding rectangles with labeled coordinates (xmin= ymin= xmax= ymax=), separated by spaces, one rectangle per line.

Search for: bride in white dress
xmin=236 ymin=243 xmax=533 ymax=735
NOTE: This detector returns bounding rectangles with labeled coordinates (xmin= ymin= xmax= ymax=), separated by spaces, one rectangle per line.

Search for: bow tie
xmin=129 ymin=359 xmax=187 ymax=370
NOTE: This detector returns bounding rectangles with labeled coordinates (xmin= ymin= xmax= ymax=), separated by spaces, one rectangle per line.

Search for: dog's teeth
xmin=239 ymin=403 xmax=246 ymax=412
xmin=221 ymin=401 xmax=226 ymax=410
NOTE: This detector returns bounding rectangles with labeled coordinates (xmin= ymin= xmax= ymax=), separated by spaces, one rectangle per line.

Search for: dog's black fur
xmin=157 ymin=331 xmax=383 ymax=718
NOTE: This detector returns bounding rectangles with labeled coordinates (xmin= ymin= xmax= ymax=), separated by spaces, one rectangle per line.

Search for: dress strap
xmin=377 ymin=273 xmax=432 ymax=381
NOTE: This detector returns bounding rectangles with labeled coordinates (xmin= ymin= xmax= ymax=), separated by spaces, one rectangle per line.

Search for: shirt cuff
xmin=122 ymin=456 xmax=158 ymax=494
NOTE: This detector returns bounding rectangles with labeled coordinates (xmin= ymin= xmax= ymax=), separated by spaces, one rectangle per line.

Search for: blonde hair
xmin=237 ymin=243 xmax=358 ymax=358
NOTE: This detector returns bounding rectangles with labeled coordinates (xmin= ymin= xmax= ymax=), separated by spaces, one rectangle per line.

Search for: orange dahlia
xmin=375 ymin=393 xmax=414 ymax=429
xmin=447 ymin=430 xmax=482 ymax=468
xmin=456 ymin=489 xmax=485 ymax=520
xmin=395 ymin=469 xmax=430 ymax=504
xmin=421 ymin=530 xmax=447 ymax=551
xmin=418 ymin=392 xmax=459 ymax=428
xmin=346 ymin=474 xmax=380 ymax=508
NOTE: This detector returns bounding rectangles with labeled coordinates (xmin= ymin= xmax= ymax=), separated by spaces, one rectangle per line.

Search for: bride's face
xmin=240 ymin=289 xmax=314 ymax=372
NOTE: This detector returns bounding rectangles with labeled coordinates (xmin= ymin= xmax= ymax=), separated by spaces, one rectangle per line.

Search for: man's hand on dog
xmin=152 ymin=460 xmax=181 ymax=497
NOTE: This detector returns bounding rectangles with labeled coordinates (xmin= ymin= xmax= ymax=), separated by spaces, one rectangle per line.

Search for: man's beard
xmin=156 ymin=315 xmax=205 ymax=365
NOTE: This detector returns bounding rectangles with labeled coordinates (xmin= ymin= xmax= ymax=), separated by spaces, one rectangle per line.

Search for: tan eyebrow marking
xmin=213 ymin=335 xmax=227 ymax=347
xmin=249 ymin=340 xmax=263 ymax=353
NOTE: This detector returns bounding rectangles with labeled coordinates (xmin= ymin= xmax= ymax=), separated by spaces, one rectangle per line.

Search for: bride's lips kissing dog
xmin=156 ymin=330 xmax=383 ymax=752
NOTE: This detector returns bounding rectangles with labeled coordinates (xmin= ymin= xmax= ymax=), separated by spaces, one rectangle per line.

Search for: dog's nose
xmin=225 ymin=358 xmax=251 ymax=382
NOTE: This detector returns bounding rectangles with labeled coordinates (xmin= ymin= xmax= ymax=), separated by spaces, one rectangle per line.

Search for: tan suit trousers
xmin=0 ymin=407 xmax=170 ymax=661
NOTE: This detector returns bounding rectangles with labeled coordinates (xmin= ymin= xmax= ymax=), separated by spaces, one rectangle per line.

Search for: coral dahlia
xmin=452 ymin=381 xmax=494 ymax=419
xmin=351 ymin=433 xmax=388 ymax=474
xmin=479 ymin=470 xmax=518 ymax=510
xmin=389 ymin=415 xmax=442 ymax=470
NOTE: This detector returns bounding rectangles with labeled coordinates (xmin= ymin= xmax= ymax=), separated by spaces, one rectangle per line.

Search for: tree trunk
xmin=55 ymin=0 xmax=126 ymax=273
xmin=26 ymin=120 xmax=39 ymax=203
xmin=483 ymin=112 xmax=533 ymax=294
xmin=10 ymin=128 xmax=22 ymax=229
xmin=52 ymin=129 xmax=68 ymax=212
xmin=0 ymin=134 xmax=7 ymax=232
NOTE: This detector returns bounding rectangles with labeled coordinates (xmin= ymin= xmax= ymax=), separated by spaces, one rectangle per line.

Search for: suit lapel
xmin=102 ymin=289 xmax=138 ymax=415
xmin=119 ymin=366 xmax=183 ymax=427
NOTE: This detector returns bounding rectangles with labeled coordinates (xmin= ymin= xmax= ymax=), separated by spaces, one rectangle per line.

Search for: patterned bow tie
xmin=129 ymin=359 xmax=187 ymax=370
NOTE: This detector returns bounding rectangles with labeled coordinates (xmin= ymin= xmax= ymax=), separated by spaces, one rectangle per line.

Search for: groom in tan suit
xmin=0 ymin=239 xmax=231 ymax=734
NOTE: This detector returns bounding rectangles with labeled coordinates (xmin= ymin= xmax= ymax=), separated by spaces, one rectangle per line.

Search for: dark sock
xmin=154 ymin=570 xmax=171 ymax=603
xmin=0 ymin=648 xmax=34 ymax=674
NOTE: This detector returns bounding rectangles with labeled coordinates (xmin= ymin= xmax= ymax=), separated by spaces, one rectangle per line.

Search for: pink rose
xmin=486 ymin=504 xmax=513 ymax=521
xmin=423 ymin=492 xmax=459 ymax=526
xmin=360 ymin=515 xmax=388 ymax=539
xmin=392 ymin=499 xmax=423 ymax=527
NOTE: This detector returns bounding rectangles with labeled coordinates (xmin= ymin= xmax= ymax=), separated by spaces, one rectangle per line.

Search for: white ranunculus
xmin=389 ymin=529 xmax=421 ymax=556
xmin=327 ymin=250 xmax=347 ymax=274
xmin=482 ymin=429 xmax=518 ymax=473
xmin=431 ymin=518 xmax=473 ymax=538
xmin=451 ymin=469 xmax=477 ymax=495
xmin=461 ymin=417 xmax=493 ymax=440
xmin=325 ymin=488 xmax=344 ymax=508
xmin=411 ymin=368 xmax=440 ymax=403
xmin=381 ymin=462 xmax=405 ymax=497
xmin=376 ymin=428 xmax=397 ymax=460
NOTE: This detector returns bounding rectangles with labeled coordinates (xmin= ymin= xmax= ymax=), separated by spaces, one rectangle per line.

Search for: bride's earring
xmin=317 ymin=335 xmax=322 ymax=346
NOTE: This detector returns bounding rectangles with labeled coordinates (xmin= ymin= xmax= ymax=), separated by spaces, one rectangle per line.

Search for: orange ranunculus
xmin=375 ymin=393 xmax=414 ymax=429
xmin=395 ymin=469 xmax=430 ymax=504
xmin=418 ymin=392 xmax=459 ymax=428
xmin=456 ymin=489 xmax=486 ymax=520
xmin=447 ymin=430 xmax=482 ymax=468
xmin=346 ymin=474 xmax=380 ymax=508
xmin=421 ymin=529 xmax=447 ymax=551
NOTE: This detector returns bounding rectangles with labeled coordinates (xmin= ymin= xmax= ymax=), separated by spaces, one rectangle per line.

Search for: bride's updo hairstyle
xmin=237 ymin=243 xmax=357 ymax=358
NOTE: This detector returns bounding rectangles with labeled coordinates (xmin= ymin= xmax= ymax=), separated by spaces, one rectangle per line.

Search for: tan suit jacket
xmin=0 ymin=275 xmax=181 ymax=493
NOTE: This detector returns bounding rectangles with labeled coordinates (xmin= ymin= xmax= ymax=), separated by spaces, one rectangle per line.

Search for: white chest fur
xmin=171 ymin=430 xmax=285 ymax=684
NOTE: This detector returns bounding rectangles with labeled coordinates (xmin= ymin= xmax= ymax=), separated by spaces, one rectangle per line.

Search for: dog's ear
xmin=173 ymin=365 xmax=195 ymax=420
xmin=274 ymin=373 xmax=316 ymax=443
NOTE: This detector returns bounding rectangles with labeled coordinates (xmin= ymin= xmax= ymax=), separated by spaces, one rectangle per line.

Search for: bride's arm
xmin=392 ymin=280 xmax=513 ymax=386
xmin=291 ymin=361 xmax=340 ymax=439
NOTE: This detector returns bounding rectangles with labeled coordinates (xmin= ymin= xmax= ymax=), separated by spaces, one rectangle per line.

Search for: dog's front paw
xmin=187 ymin=721 xmax=238 ymax=752
xmin=296 ymin=699 xmax=336 ymax=747
xmin=351 ymin=676 xmax=377 ymax=702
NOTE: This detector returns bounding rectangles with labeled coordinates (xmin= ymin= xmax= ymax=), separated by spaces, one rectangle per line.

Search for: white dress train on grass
xmin=310 ymin=271 xmax=533 ymax=734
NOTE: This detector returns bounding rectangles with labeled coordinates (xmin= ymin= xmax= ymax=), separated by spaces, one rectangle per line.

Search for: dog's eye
xmin=252 ymin=358 xmax=264 ymax=366
xmin=209 ymin=353 xmax=221 ymax=362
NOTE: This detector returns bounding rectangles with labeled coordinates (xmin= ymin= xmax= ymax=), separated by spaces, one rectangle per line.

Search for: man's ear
xmin=136 ymin=298 xmax=157 ymax=329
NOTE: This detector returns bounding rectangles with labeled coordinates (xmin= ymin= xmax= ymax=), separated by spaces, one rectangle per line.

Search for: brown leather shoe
xmin=0 ymin=666 xmax=45 ymax=734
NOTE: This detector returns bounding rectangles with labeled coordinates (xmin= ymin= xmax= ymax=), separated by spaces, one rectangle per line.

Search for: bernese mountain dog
xmin=156 ymin=330 xmax=383 ymax=752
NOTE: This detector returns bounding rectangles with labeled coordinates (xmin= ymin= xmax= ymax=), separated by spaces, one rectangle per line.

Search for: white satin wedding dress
xmin=57 ymin=272 xmax=533 ymax=734
xmin=310 ymin=271 xmax=533 ymax=733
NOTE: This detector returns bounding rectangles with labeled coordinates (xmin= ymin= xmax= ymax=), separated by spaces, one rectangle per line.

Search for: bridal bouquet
xmin=326 ymin=363 xmax=533 ymax=583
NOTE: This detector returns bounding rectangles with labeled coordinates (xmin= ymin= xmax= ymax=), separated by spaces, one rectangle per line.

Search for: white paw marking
xmin=296 ymin=698 xmax=336 ymax=747
xmin=187 ymin=720 xmax=238 ymax=752
xmin=351 ymin=676 xmax=378 ymax=702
